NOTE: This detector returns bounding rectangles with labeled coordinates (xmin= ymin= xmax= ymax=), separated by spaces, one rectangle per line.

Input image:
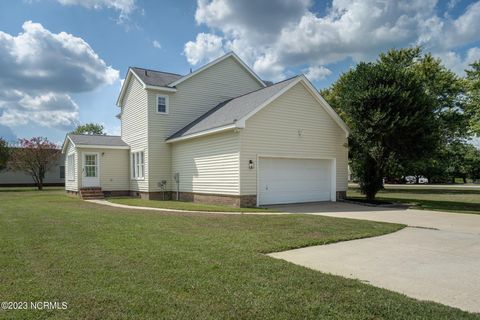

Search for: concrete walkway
xmin=85 ymin=199 xmax=287 ymax=215
xmin=270 ymin=202 xmax=480 ymax=313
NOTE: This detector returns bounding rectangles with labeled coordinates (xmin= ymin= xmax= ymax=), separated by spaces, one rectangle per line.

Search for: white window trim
xmin=67 ymin=153 xmax=75 ymax=181
xmin=131 ymin=150 xmax=145 ymax=180
xmin=156 ymin=94 xmax=169 ymax=114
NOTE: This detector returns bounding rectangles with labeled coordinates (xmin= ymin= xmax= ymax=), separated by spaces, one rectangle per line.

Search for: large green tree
xmin=323 ymin=58 xmax=438 ymax=200
xmin=464 ymin=145 xmax=480 ymax=183
xmin=465 ymin=61 xmax=480 ymax=135
xmin=0 ymin=138 xmax=9 ymax=171
xmin=378 ymin=48 xmax=469 ymax=144
xmin=72 ymin=123 xmax=105 ymax=135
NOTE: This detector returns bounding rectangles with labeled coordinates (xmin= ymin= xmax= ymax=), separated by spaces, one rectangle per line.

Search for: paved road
xmin=349 ymin=183 xmax=480 ymax=189
xmin=269 ymin=202 xmax=480 ymax=313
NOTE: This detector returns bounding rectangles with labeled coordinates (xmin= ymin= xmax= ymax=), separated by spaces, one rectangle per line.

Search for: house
xmin=62 ymin=52 xmax=349 ymax=207
xmin=0 ymin=152 xmax=65 ymax=187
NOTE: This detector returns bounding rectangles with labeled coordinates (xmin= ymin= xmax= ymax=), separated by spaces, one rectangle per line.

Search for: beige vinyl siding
xmin=65 ymin=142 xmax=78 ymax=191
xmin=120 ymin=76 xmax=148 ymax=191
xmin=77 ymin=148 xmax=129 ymax=191
xmin=148 ymin=56 xmax=263 ymax=192
xmin=171 ymin=131 xmax=240 ymax=195
xmin=239 ymin=82 xmax=348 ymax=195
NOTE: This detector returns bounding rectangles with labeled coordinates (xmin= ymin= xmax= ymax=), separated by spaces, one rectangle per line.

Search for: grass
xmin=108 ymin=197 xmax=276 ymax=212
xmin=348 ymin=185 xmax=480 ymax=215
xmin=0 ymin=189 xmax=478 ymax=319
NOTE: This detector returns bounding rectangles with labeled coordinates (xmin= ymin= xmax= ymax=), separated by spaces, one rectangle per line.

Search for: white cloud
xmin=184 ymin=33 xmax=225 ymax=65
xmin=56 ymin=0 xmax=136 ymax=22
xmin=435 ymin=47 xmax=480 ymax=75
xmin=185 ymin=0 xmax=480 ymax=81
xmin=105 ymin=124 xmax=121 ymax=136
xmin=419 ymin=1 xmax=480 ymax=50
xmin=447 ymin=0 xmax=460 ymax=10
xmin=152 ymin=40 xmax=161 ymax=49
xmin=0 ymin=21 xmax=119 ymax=130
xmin=304 ymin=65 xmax=332 ymax=81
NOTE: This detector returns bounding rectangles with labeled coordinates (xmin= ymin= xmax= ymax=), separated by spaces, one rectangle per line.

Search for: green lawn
xmin=348 ymin=185 xmax=480 ymax=215
xmin=108 ymin=197 xmax=276 ymax=213
xmin=0 ymin=189 xmax=478 ymax=319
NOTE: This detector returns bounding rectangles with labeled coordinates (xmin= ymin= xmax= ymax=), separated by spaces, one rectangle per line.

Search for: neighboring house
xmin=0 ymin=152 xmax=65 ymax=186
xmin=62 ymin=52 xmax=349 ymax=206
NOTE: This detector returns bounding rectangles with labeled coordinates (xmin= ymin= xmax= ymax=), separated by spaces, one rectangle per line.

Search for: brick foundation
xmin=103 ymin=190 xmax=130 ymax=197
xmin=240 ymin=195 xmax=257 ymax=207
xmin=177 ymin=192 xmax=241 ymax=207
xmin=129 ymin=191 xmax=258 ymax=208
xmin=131 ymin=191 xmax=172 ymax=200
xmin=66 ymin=190 xmax=79 ymax=196
xmin=67 ymin=189 xmax=130 ymax=198
xmin=336 ymin=191 xmax=347 ymax=200
xmin=68 ymin=188 xmax=345 ymax=207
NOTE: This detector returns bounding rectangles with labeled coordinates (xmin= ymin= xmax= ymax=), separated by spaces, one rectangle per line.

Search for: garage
xmin=258 ymin=157 xmax=334 ymax=205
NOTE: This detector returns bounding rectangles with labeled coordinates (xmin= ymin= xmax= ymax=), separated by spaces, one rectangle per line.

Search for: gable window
xmin=131 ymin=151 xmax=145 ymax=180
xmin=157 ymin=95 xmax=169 ymax=114
xmin=67 ymin=154 xmax=75 ymax=181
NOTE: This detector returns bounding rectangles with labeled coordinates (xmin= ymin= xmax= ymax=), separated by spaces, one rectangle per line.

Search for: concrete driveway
xmin=268 ymin=202 xmax=480 ymax=313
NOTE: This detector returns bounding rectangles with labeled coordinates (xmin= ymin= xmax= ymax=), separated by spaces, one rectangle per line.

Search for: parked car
xmin=405 ymin=176 xmax=416 ymax=184
xmin=405 ymin=176 xmax=428 ymax=184
xmin=418 ymin=176 xmax=428 ymax=184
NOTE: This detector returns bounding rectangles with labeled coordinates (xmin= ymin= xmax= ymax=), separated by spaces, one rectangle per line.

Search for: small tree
xmin=72 ymin=123 xmax=105 ymax=135
xmin=0 ymin=138 xmax=9 ymax=171
xmin=8 ymin=137 xmax=60 ymax=190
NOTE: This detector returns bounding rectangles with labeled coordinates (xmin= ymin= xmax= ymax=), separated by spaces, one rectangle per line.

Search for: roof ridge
xmin=68 ymin=133 xmax=121 ymax=137
xmin=225 ymin=75 xmax=300 ymax=101
xmin=130 ymin=66 xmax=183 ymax=77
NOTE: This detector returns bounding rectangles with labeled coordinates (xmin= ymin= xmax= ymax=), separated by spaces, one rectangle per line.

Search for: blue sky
xmin=0 ymin=0 xmax=480 ymax=145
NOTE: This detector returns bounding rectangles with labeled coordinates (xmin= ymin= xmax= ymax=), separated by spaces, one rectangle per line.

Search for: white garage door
xmin=258 ymin=158 xmax=333 ymax=205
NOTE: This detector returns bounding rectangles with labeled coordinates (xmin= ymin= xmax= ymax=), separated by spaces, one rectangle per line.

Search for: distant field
xmin=348 ymin=184 xmax=480 ymax=215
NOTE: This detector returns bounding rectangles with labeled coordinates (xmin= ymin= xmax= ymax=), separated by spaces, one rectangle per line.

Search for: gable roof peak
xmin=168 ymin=51 xmax=266 ymax=88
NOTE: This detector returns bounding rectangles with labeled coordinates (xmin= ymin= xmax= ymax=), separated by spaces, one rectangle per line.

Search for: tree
xmin=379 ymin=48 xmax=469 ymax=144
xmin=465 ymin=61 xmax=480 ymax=135
xmin=464 ymin=145 xmax=480 ymax=183
xmin=324 ymin=56 xmax=438 ymax=200
xmin=72 ymin=123 xmax=105 ymax=135
xmin=0 ymin=138 xmax=9 ymax=171
xmin=8 ymin=137 xmax=60 ymax=190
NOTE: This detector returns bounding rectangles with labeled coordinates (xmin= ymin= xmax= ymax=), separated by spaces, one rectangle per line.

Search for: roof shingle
xmin=68 ymin=134 xmax=129 ymax=147
xmin=130 ymin=67 xmax=182 ymax=87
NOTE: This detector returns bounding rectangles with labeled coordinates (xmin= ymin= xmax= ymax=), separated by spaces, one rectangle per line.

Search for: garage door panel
xmin=258 ymin=158 xmax=332 ymax=205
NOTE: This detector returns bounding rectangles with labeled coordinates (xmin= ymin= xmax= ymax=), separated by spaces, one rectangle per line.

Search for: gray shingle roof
xmin=167 ymin=76 xmax=299 ymax=140
xmin=130 ymin=67 xmax=182 ymax=87
xmin=68 ymin=134 xmax=129 ymax=147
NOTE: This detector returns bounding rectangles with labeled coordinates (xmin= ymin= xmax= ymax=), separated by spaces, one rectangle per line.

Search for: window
xmin=67 ymin=154 xmax=75 ymax=180
xmin=60 ymin=166 xmax=65 ymax=179
xmin=131 ymin=151 xmax=145 ymax=180
xmin=84 ymin=154 xmax=98 ymax=177
xmin=157 ymin=95 xmax=168 ymax=114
